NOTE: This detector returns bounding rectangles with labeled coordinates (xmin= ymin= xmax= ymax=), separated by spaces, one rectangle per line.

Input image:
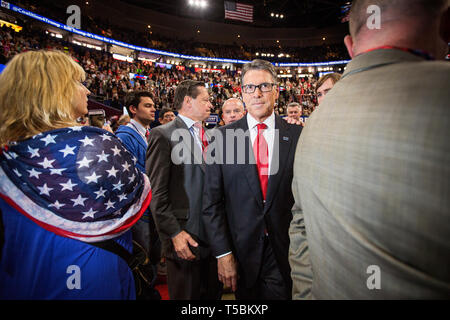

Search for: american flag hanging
xmin=224 ymin=1 xmax=254 ymax=23
xmin=0 ymin=126 xmax=152 ymax=243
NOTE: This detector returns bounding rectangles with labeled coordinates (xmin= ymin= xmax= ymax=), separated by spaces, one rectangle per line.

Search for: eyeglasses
xmin=241 ymin=82 xmax=276 ymax=94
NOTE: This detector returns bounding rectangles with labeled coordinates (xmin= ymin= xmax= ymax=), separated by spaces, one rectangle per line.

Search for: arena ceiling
xmin=119 ymin=0 xmax=351 ymax=28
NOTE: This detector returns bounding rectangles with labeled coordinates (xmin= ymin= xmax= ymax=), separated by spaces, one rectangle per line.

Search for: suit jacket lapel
xmin=236 ymin=116 xmax=264 ymax=209
xmin=264 ymin=115 xmax=291 ymax=214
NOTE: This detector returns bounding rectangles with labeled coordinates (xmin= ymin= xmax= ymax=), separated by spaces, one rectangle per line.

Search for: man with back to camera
xmin=146 ymin=80 xmax=222 ymax=299
xmin=202 ymin=59 xmax=303 ymax=299
xmin=221 ymin=97 xmax=245 ymax=125
xmin=289 ymin=0 xmax=450 ymax=299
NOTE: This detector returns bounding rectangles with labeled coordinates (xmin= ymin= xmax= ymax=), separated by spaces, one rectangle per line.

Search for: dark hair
xmin=124 ymin=91 xmax=153 ymax=118
xmin=158 ymin=107 xmax=174 ymax=120
xmin=173 ymin=80 xmax=205 ymax=111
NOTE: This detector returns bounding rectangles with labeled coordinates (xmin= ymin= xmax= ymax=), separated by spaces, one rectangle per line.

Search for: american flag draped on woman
xmin=0 ymin=50 xmax=151 ymax=299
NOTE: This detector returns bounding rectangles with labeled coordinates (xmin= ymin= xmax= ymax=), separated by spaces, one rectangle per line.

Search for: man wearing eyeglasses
xmin=202 ymin=59 xmax=303 ymax=299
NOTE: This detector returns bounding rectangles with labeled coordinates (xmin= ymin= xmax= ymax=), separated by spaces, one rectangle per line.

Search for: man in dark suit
xmin=202 ymin=59 xmax=302 ymax=299
xmin=146 ymin=80 xmax=222 ymax=299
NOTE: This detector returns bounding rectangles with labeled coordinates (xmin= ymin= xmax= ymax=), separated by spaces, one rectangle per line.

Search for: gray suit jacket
xmin=289 ymin=49 xmax=450 ymax=299
xmin=146 ymin=116 xmax=210 ymax=260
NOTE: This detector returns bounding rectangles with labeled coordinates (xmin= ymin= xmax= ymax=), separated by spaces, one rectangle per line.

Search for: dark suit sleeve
xmin=202 ymin=140 xmax=233 ymax=257
xmin=146 ymin=128 xmax=182 ymax=238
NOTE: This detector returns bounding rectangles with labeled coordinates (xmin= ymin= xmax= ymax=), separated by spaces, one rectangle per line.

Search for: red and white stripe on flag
xmin=224 ymin=1 xmax=254 ymax=23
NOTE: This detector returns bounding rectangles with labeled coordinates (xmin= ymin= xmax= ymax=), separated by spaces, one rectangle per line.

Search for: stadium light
xmin=189 ymin=0 xmax=207 ymax=8
xmin=271 ymin=12 xmax=284 ymax=19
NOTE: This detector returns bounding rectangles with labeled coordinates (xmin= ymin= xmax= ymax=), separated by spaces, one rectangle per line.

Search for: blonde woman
xmin=0 ymin=51 xmax=151 ymax=299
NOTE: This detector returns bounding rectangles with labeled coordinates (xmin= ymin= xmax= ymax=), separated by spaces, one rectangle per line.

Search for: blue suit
xmin=115 ymin=125 xmax=147 ymax=173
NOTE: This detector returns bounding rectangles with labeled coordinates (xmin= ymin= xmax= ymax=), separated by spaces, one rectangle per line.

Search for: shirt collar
xmin=178 ymin=113 xmax=197 ymax=129
xmin=246 ymin=111 xmax=275 ymax=131
xmin=128 ymin=119 xmax=147 ymax=137
xmin=342 ymin=48 xmax=424 ymax=80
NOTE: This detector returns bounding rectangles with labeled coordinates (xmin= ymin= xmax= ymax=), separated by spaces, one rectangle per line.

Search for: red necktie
xmin=193 ymin=122 xmax=208 ymax=152
xmin=145 ymin=129 xmax=150 ymax=139
xmin=253 ymin=123 xmax=269 ymax=200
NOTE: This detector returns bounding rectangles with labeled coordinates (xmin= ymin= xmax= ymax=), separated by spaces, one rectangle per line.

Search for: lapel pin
xmin=283 ymin=136 xmax=289 ymax=141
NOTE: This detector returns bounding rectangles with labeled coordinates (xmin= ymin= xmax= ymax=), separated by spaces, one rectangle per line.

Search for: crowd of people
xmin=11 ymin=0 xmax=350 ymax=63
xmin=1 ymin=0 xmax=449 ymax=302
xmin=0 ymin=23 xmax=321 ymax=117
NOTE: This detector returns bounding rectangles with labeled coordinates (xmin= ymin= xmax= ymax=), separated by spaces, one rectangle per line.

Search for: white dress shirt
xmin=127 ymin=119 xmax=148 ymax=145
xmin=247 ymin=111 xmax=276 ymax=176
xmin=178 ymin=114 xmax=203 ymax=151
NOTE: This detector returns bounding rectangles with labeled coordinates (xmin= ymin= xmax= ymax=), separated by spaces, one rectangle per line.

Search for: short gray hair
xmin=287 ymin=102 xmax=302 ymax=109
xmin=222 ymin=97 xmax=244 ymax=110
xmin=241 ymin=59 xmax=277 ymax=85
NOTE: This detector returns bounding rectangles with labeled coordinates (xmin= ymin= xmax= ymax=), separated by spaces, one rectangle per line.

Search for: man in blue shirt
xmin=116 ymin=91 xmax=155 ymax=172
xmin=116 ymin=91 xmax=160 ymax=299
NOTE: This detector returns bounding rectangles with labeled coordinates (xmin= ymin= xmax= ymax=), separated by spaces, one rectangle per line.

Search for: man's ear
xmin=129 ymin=105 xmax=137 ymax=116
xmin=344 ymin=35 xmax=355 ymax=58
xmin=183 ymin=96 xmax=192 ymax=110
